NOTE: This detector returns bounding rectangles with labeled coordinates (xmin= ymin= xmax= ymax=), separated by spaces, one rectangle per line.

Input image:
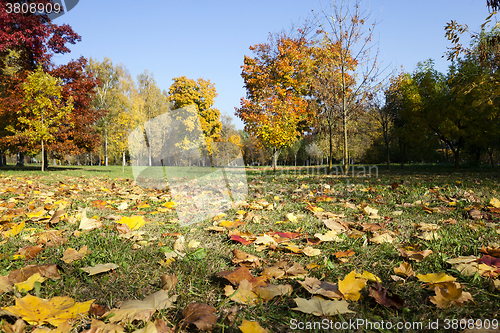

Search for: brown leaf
xmin=62 ymin=246 xmax=90 ymax=264
xmin=160 ymin=274 xmax=178 ymax=293
xmin=393 ymin=262 xmax=415 ymax=278
xmin=398 ymin=248 xmax=433 ymax=262
xmin=224 ymin=280 xmax=259 ymax=305
xmin=82 ymin=318 xmax=125 ymax=333
xmin=35 ymin=230 xmax=67 ymax=247
xmin=89 ymin=303 xmax=108 ymax=317
xmin=1 ymin=318 xmax=26 ymax=333
xmin=16 ymin=245 xmax=44 ymax=260
xmin=261 ymin=261 xmax=308 ymax=279
xmin=253 ymin=284 xmax=293 ymax=301
xmin=430 ymin=282 xmax=473 ymax=308
xmin=217 ymin=266 xmax=268 ymax=288
xmin=116 ymin=223 xmax=131 ymax=234
xmin=298 ymin=277 xmax=342 ymax=299
xmin=469 ymin=209 xmax=483 ymax=220
xmin=368 ymin=282 xmax=404 ymax=309
xmin=179 ymin=302 xmax=217 ymax=331
xmin=49 ymin=210 xmax=65 ymax=225
xmin=8 ymin=264 xmax=61 ymax=284
xmin=232 ymin=249 xmax=261 ymax=268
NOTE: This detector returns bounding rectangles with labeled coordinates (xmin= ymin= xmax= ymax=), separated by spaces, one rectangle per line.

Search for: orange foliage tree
xmin=236 ymin=30 xmax=316 ymax=172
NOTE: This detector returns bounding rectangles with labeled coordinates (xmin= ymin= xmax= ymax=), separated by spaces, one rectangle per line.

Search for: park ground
xmin=0 ymin=164 xmax=499 ymax=332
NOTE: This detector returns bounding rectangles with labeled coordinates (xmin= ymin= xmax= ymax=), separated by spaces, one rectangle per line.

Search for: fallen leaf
xmin=116 ymin=216 xmax=146 ymax=230
xmin=179 ymin=302 xmax=217 ymax=331
xmin=368 ymin=282 xmax=404 ymax=309
xmin=106 ymin=290 xmax=177 ymax=323
xmin=298 ymin=277 xmax=342 ymax=299
xmin=293 ymin=296 xmax=354 ymax=316
xmin=394 ymin=262 xmax=415 ymax=278
xmin=160 ymin=274 xmax=178 ymax=293
xmin=430 ymin=282 xmax=473 ymax=308
xmin=14 ymin=272 xmax=46 ymax=292
xmin=224 ymin=280 xmax=259 ymax=305
xmin=398 ymin=248 xmax=433 ymax=262
xmin=0 ymin=318 xmax=26 ymax=333
xmin=239 ymin=319 xmax=268 ymax=333
xmin=417 ymin=272 xmax=456 ymax=286
xmin=370 ymin=233 xmax=394 ymax=244
xmin=338 ymin=271 xmax=367 ymax=301
xmin=4 ymin=294 xmax=93 ymax=327
xmin=81 ymin=263 xmax=118 ymax=276
xmin=9 ymin=264 xmax=61 ymax=284
xmin=3 ymin=221 xmax=25 ymax=238
xmin=261 ymin=261 xmax=308 ymax=279
xmin=82 ymin=318 xmax=125 ymax=333
xmin=79 ymin=210 xmax=102 ymax=230
xmin=231 ymin=249 xmax=261 ymax=268
xmin=62 ymin=246 xmax=90 ymax=264
xmin=217 ymin=266 xmax=268 ymax=288
xmin=253 ymin=284 xmax=292 ymax=301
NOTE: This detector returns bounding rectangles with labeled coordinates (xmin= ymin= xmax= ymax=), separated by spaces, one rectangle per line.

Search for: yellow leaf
xmin=356 ymin=271 xmax=381 ymax=283
xmin=4 ymin=294 xmax=93 ymax=327
xmin=14 ymin=273 xmax=46 ymax=292
xmin=417 ymin=272 xmax=456 ymax=285
xmin=162 ymin=202 xmax=175 ymax=209
xmin=4 ymin=221 xmax=25 ymax=238
xmin=116 ymin=216 xmax=146 ymax=230
xmin=239 ymin=319 xmax=269 ymax=333
xmin=490 ymin=198 xmax=500 ymax=208
xmin=338 ymin=271 xmax=367 ymax=301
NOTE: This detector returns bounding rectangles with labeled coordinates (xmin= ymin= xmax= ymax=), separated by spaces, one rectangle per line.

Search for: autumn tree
xmin=7 ymin=67 xmax=73 ymax=171
xmin=86 ymin=57 xmax=122 ymax=166
xmin=137 ymin=70 xmax=169 ymax=166
xmin=236 ymin=30 xmax=315 ymax=172
xmin=0 ymin=0 xmax=100 ymax=165
xmin=313 ymin=0 xmax=382 ymax=174
xmin=167 ymin=76 xmax=222 ymax=165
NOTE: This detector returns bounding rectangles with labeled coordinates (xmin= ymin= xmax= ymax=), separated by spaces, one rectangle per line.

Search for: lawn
xmin=0 ymin=164 xmax=499 ymax=332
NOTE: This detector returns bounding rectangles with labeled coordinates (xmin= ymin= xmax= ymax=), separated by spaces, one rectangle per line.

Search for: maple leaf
xmin=298 ymin=277 xmax=343 ymax=299
xmin=368 ymin=282 xmax=404 ymax=309
xmin=81 ymin=263 xmax=118 ymax=276
xmin=4 ymin=295 xmax=93 ymax=327
xmin=224 ymin=280 xmax=259 ymax=305
xmin=82 ymin=318 xmax=126 ymax=333
xmin=416 ymin=272 xmax=456 ymax=287
xmin=217 ymin=266 xmax=268 ymax=288
xmin=3 ymin=221 xmax=25 ymax=238
xmin=338 ymin=271 xmax=367 ymax=301
xmin=116 ymin=215 xmax=146 ymax=230
xmin=394 ymin=262 xmax=415 ymax=278
xmin=178 ymin=302 xmax=217 ymax=331
xmin=160 ymin=274 xmax=178 ymax=293
xmin=231 ymin=249 xmax=261 ymax=268
xmin=106 ymin=290 xmax=177 ymax=323
xmin=253 ymin=284 xmax=293 ymax=301
xmin=398 ymin=248 xmax=433 ymax=262
xmin=481 ymin=244 xmax=500 ymax=257
xmin=292 ymin=296 xmax=354 ymax=316
xmin=261 ymin=261 xmax=308 ymax=279
xmin=239 ymin=319 xmax=269 ymax=333
xmin=429 ymin=282 xmax=473 ymax=308
xmin=62 ymin=246 xmax=91 ymax=264
xmin=79 ymin=210 xmax=102 ymax=230
xmin=14 ymin=273 xmax=45 ymax=292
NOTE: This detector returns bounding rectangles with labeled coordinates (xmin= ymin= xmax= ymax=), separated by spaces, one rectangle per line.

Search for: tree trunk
xmin=272 ymin=148 xmax=279 ymax=173
xmin=104 ymin=126 xmax=108 ymax=166
xmin=123 ymin=148 xmax=126 ymax=173
xmin=41 ymin=140 xmax=45 ymax=171
xmin=0 ymin=151 xmax=3 ymax=167
xmin=487 ymin=148 xmax=494 ymax=168
xmin=328 ymin=124 xmax=333 ymax=173
xmin=453 ymin=149 xmax=460 ymax=170
xmin=16 ymin=151 xmax=24 ymax=167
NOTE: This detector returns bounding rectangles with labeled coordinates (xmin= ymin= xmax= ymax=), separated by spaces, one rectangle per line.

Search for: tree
xmin=137 ymin=70 xmax=169 ymax=166
xmin=86 ymin=57 xmax=122 ymax=166
xmin=7 ymin=67 xmax=73 ymax=171
xmin=236 ymin=30 xmax=315 ymax=172
xmin=167 ymin=76 xmax=222 ymax=164
xmin=0 ymin=1 xmax=100 ymax=164
xmin=313 ymin=0 xmax=382 ymax=174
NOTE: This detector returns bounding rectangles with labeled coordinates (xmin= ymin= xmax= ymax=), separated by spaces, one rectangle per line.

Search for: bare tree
xmin=313 ymin=0 xmax=384 ymax=174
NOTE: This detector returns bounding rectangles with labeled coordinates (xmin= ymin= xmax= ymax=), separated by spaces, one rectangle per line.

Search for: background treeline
xmin=1 ymin=0 xmax=499 ymax=171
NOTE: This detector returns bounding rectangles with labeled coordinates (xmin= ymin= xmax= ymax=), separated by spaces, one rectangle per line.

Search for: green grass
xmin=0 ymin=163 xmax=499 ymax=332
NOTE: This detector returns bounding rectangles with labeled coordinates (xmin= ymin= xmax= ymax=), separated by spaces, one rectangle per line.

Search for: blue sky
xmin=52 ymin=0 xmax=495 ymax=129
